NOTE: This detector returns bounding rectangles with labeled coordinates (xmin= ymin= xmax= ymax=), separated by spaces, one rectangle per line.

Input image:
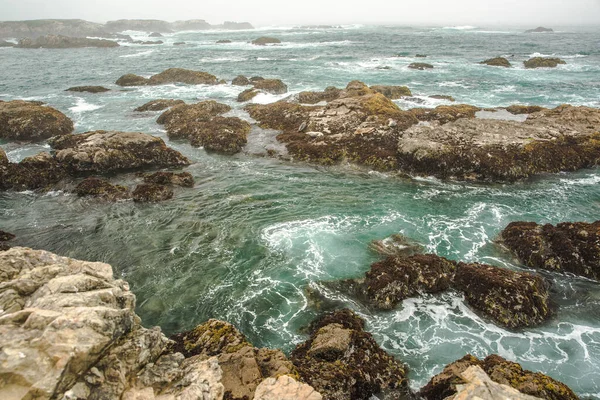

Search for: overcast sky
xmin=1 ymin=0 xmax=599 ymax=26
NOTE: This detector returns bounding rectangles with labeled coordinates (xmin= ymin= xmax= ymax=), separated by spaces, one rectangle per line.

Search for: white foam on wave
xmin=438 ymin=81 xmax=471 ymax=89
xmin=441 ymin=25 xmax=478 ymax=30
xmin=119 ymin=50 xmax=156 ymax=58
xmin=251 ymin=91 xmax=297 ymax=105
xmin=528 ymin=52 xmax=588 ymax=59
xmin=69 ymin=98 xmax=103 ymax=113
xmin=198 ymin=56 xmax=246 ymax=62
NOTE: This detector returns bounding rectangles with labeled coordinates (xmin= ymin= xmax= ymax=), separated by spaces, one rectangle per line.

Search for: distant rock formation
xmin=408 ymin=62 xmax=434 ymax=70
xmin=526 ymin=26 xmax=553 ymax=33
xmin=524 ymin=57 xmax=566 ymax=68
xmin=17 ymin=35 xmax=119 ymax=48
xmin=116 ymin=68 xmax=218 ymax=86
xmin=0 ymin=40 xmax=14 ymax=47
xmin=66 ymin=86 xmax=110 ymax=93
xmin=252 ymin=36 xmax=281 ymax=45
xmin=480 ymin=57 xmax=512 ymax=67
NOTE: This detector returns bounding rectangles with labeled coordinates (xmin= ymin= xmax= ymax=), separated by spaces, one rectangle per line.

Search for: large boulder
xmin=157 ymin=100 xmax=231 ymax=132
xmin=17 ymin=35 xmax=119 ymax=48
xmin=66 ymin=86 xmax=110 ymax=93
xmin=0 ymin=100 xmax=73 ymax=141
xmin=134 ymin=99 xmax=185 ymax=112
xmin=254 ymin=375 xmax=322 ymax=400
xmin=252 ymin=37 xmax=281 ymax=45
xmin=49 ymin=130 xmax=189 ymax=174
xmin=524 ymin=57 xmax=566 ymax=69
xmin=480 ymin=57 xmax=511 ymax=67
xmin=147 ymin=68 xmax=218 ymax=85
xmin=499 ymin=221 xmax=600 ymax=281
xmin=370 ymin=84 xmax=412 ymax=99
xmin=420 ymin=354 xmax=578 ymax=400
xmin=291 ymin=309 xmax=409 ymax=400
xmin=238 ymin=88 xmax=260 ymax=102
xmin=232 ymin=75 xmax=250 ymax=86
xmin=115 ymin=74 xmax=149 ymax=86
xmin=0 ymin=247 xmax=225 ymax=400
xmin=449 ymin=366 xmax=543 ymax=400
xmin=453 ymin=262 xmax=554 ymax=328
xmin=252 ymin=78 xmax=288 ymax=94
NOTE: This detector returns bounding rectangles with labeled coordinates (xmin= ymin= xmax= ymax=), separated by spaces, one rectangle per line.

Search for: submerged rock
xmin=368 ymin=233 xmax=424 ymax=257
xmin=75 ymin=177 xmax=130 ymax=200
xmin=252 ymin=36 xmax=281 ymax=45
xmin=134 ymin=99 xmax=185 ymax=112
xmin=132 ymin=183 xmax=173 ymax=202
xmin=524 ymin=57 xmax=566 ymax=69
xmin=116 ymin=68 xmax=218 ymax=86
xmin=66 ymin=85 xmax=110 ymax=93
xmin=149 ymin=31 xmax=163 ymax=37
xmin=0 ymin=100 xmax=73 ymax=141
xmin=16 ymin=34 xmax=119 ymax=48
xmin=480 ymin=57 xmax=512 ymax=67
xmin=420 ymin=354 xmax=578 ymax=400
xmin=370 ymin=84 xmax=412 ymax=99
xmin=429 ymin=94 xmax=456 ymax=102
xmin=232 ymin=75 xmax=250 ymax=86
xmin=49 ymin=130 xmax=189 ymax=173
xmin=142 ymin=171 xmax=195 ymax=187
xmin=217 ymin=39 xmax=232 ymax=44
xmin=499 ymin=221 xmax=600 ymax=281
xmin=453 ymin=262 xmax=554 ymax=328
xmin=408 ymin=62 xmax=434 ymax=70
xmin=0 ymin=247 xmax=227 ymax=400
xmin=253 ymin=78 xmax=288 ymax=94
xmin=291 ymin=309 xmax=409 ymax=400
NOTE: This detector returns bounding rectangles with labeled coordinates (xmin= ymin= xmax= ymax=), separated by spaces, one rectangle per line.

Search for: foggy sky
xmin=1 ymin=0 xmax=599 ymax=26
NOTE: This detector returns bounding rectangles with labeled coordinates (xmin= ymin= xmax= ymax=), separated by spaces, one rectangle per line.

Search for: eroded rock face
xmin=500 ymin=221 xmax=600 ymax=281
xmin=480 ymin=57 xmax=512 ymax=67
xmin=134 ymin=99 xmax=185 ymax=112
xmin=454 ymin=262 xmax=554 ymax=328
xmin=291 ymin=309 xmax=409 ymax=400
xmin=169 ymin=319 xmax=301 ymax=399
xmin=75 ymin=177 xmax=130 ymax=200
xmin=0 ymin=100 xmax=74 ymax=141
xmin=0 ymin=247 xmax=226 ymax=400
xmin=420 ymin=354 xmax=578 ymax=400
xmin=66 ymin=86 xmax=111 ymax=93
xmin=17 ymin=35 xmax=119 ymax=48
xmin=116 ymin=68 xmax=218 ymax=86
xmin=49 ymin=130 xmax=190 ymax=174
xmin=524 ymin=57 xmax=566 ymax=68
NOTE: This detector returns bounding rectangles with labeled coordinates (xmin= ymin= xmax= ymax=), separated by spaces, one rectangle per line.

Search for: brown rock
xmin=409 ymin=104 xmax=481 ymax=124
xmin=148 ymin=68 xmax=218 ymax=85
xmin=75 ymin=177 xmax=130 ymax=200
xmin=409 ymin=62 xmax=434 ymax=70
xmin=232 ymin=75 xmax=250 ymax=86
xmin=132 ymin=183 xmax=173 ymax=202
xmin=0 ymin=100 xmax=74 ymax=141
xmin=142 ymin=171 xmax=194 ymax=187
xmin=253 ymin=78 xmax=288 ymax=94
xmin=66 ymin=86 xmax=111 ymax=93
xmin=134 ymin=99 xmax=185 ymax=112
xmin=297 ymin=87 xmax=341 ymax=104
xmin=238 ymin=88 xmax=260 ymax=102
xmin=188 ymin=116 xmax=251 ymax=154
xmin=524 ymin=57 xmax=566 ymax=69
xmin=157 ymin=100 xmax=231 ymax=133
xmin=116 ymin=74 xmax=149 ymax=86
xmin=505 ymin=105 xmax=547 ymax=115
xmin=480 ymin=57 xmax=512 ymax=67
xmin=252 ymin=37 xmax=281 ymax=45
xmin=370 ymin=85 xmax=412 ymax=99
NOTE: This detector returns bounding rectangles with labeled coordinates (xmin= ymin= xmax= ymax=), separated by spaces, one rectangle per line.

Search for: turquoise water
xmin=1 ymin=25 xmax=600 ymax=397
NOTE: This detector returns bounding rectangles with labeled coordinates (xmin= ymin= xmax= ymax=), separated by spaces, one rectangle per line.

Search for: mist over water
xmin=1 ymin=25 xmax=600 ymax=397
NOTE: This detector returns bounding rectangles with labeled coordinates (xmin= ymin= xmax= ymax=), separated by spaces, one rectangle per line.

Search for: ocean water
xmin=1 ymin=25 xmax=600 ymax=397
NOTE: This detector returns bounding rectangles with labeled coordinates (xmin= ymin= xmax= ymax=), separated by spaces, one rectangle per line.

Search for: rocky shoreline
xmin=0 ymin=246 xmax=583 ymax=400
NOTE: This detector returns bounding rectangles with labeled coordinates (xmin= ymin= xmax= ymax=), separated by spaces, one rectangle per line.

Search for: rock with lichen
xmin=499 ymin=220 xmax=600 ymax=281
xmin=0 ymin=100 xmax=73 ymax=141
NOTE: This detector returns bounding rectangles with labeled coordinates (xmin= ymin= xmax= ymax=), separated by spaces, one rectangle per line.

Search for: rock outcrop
xmin=0 ymin=19 xmax=106 ymax=39
xmin=480 ymin=57 xmax=512 ymax=67
xmin=370 ymin=85 xmax=412 ymax=99
xmin=232 ymin=75 xmax=250 ymax=86
xmin=17 ymin=35 xmax=119 ymax=48
xmin=66 ymin=86 xmax=110 ymax=93
xmin=251 ymin=37 xmax=281 ymax=45
xmin=0 ymin=100 xmax=73 ymax=141
xmin=409 ymin=104 xmax=481 ymax=124
xmin=408 ymin=62 xmax=434 ymax=70
xmin=499 ymin=221 xmax=600 ymax=281
xmin=254 ymin=376 xmax=322 ymax=400
xmin=505 ymin=105 xmax=547 ymax=115
xmin=0 ymin=247 xmax=226 ymax=400
xmin=524 ymin=57 xmax=566 ymax=69
xmin=420 ymin=354 xmax=578 ymax=400
xmin=49 ymin=130 xmax=189 ymax=174
xmin=291 ymin=309 xmax=409 ymax=400
xmin=238 ymin=89 xmax=260 ymax=102
xmin=158 ymin=101 xmax=251 ymax=154
xmin=252 ymin=78 xmax=288 ymax=94
xmin=134 ymin=99 xmax=185 ymax=112
xmin=116 ymin=68 xmax=218 ymax=87
xmin=297 ymin=87 xmax=342 ymax=104
xmin=0 ymin=152 xmax=67 ymax=191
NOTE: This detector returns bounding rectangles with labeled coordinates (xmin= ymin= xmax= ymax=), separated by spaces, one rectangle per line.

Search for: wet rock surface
xmin=232 ymin=75 xmax=250 ymax=86
xmin=141 ymin=171 xmax=195 ymax=187
xmin=500 ymin=221 xmax=600 ymax=281
xmin=0 ymin=230 xmax=15 ymax=250
xmin=0 ymin=100 xmax=74 ymax=141
xmin=524 ymin=57 xmax=566 ymax=68
xmin=420 ymin=354 xmax=578 ymax=400
xmin=0 ymin=152 xmax=68 ymax=191
xmin=75 ymin=177 xmax=130 ymax=200
xmin=238 ymin=88 xmax=260 ymax=102
xmin=134 ymin=99 xmax=185 ymax=112
xmin=298 ymin=87 xmax=342 ymax=104
xmin=290 ymin=309 xmax=409 ymax=400
xmin=132 ymin=183 xmax=174 ymax=202
xmin=370 ymin=85 xmax=412 ymax=99
xmin=252 ymin=78 xmax=288 ymax=94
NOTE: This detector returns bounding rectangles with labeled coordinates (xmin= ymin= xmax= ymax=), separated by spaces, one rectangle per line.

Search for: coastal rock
xmin=480 ymin=57 xmax=512 ymax=67
xmin=253 ymin=78 xmax=288 ymax=94
xmin=0 ymin=100 xmax=74 ymax=141
xmin=104 ymin=19 xmax=172 ymax=32
xmin=499 ymin=221 xmax=600 ymax=281
xmin=134 ymin=99 xmax=185 ymax=112
xmin=291 ymin=309 xmax=409 ymax=400
xmin=0 ymin=147 xmax=7 ymax=166
xmin=526 ymin=27 xmax=554 ymax=33
xmin=408 ymin=62 xmax=434 ymax=70
xmin=505 ymin=105 xmax=547 ymax=115
xmin=134 ymin=40 xmax=163 ymax=45
xmin=420 ymin=354 xmax=578 ymax=400
xmin=132 ymin=183 xmax=173 ymax=202
xmin=254 ymin=375 xmax=323 ymax=400
xmin=75 ymin=177 xmax=130 ymax=200
xmin=409 ymin=104 xmax=481 ymax=124
xmin=0 ymin=230 xmax=15 ymax=251
xmin=149 ymin=32 xmax=163 ymax=37
xmin=250 ymin=76 xmax=265 ymax=83
xmin=148 ymin=68 xmax=218 ymax=85
xmin=0 ymin=247 xmax=226 ymax=400
xmin=416 ymin=54 xmax=427 ymax=57
xmin=232 ymin=75 xmax=250 ymax=86
xmin=49 ymin=130 xmax=190 ymax=173
xmin=188 ymin=116 xmax=252 ymax=154
xmin=429 ymin=94 xmax=456 ymax=102
xmin=370 ymin=85 xmax=412 ymax=99
xmin=238 ymin=89 xmax=260 ymax=102
xmin=66 ymin=86 xmax=110 ymax=93
xmin=17 ymin=34 xmax=119 ymax=48
xmin=298 ymin=87 xmax=342 ymax=104
xmin=524 ymin=57 xmax=566 ymax=69
xmin=446 ymin=366 xmax=543 ymax=400
xmin=251 ymin=37 xmax=281 ymax=45
xmin=0 ymin=152 xmax=67 ymax=191
xmin=217 ymin=39 xmax=232 ymax=44
xmin=142 ymin=171 xmax=195 ymax=187
xmin=453 ymin=262 xmax=554 ymax=328
xmin=157 ymin=100 xmax=231 ymax=137
xmin=173 ymin=41 xmax=186 ymax=46
xmin=115 ymin=74 xmax=149 ymax=86
xmin=0 ymin=19 xmax=106 ymax=38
